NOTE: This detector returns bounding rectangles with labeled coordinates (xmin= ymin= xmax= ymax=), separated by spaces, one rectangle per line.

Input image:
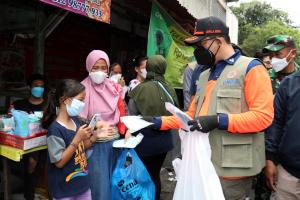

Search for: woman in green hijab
xmin=128 ymin=55 xmax=179 ymax=200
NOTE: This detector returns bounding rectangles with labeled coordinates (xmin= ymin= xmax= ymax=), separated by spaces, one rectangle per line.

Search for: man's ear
xmin=290 ymin=48 xmax=297 ymax=59
xmin=216 ymin=36 xmax=225 ymax=45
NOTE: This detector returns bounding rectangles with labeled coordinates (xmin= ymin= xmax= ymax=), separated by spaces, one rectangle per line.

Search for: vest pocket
xmin=221 ymin=135 xmax=253 ymax=168
xmin=216 ymin=89 xmax=242 ymax=114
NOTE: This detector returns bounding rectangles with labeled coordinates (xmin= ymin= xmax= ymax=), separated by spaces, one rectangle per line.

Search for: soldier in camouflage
xmin=263 ymin=35 xmax=299 ymax=93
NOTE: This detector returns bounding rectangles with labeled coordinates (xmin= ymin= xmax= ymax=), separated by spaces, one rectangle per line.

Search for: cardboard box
xmin=0 ymin=131 xmax=47 ymax=150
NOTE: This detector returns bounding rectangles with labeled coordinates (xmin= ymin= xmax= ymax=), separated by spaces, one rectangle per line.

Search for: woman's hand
xmin=119 ymin=77 xmax=126 ymax=87
xmin=94 ymin=125 xmax=115 ymax=139
xmin=96 ymin=120 xmax=110 ymax=129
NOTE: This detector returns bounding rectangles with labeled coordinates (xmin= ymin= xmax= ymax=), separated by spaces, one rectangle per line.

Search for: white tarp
xmin=176 ymin=0 xmax=210 ymax=19
xmin=176 ymin=0 xmax=227 ymax=20
xmin=176 ymin=0 xmax=239 ymax=44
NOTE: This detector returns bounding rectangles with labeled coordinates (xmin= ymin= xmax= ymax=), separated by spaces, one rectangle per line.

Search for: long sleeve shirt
xmin=161 ymin=50 xmax=274 ymax=134
xmin=265 ymin=71 xmax=300 ymax=179
xmin=183 ymin=64 xmax=194 ymax=110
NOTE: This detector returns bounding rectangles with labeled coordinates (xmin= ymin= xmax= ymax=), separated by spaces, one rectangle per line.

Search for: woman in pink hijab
xmin=81 ymin=50 xmax=126 ymax=200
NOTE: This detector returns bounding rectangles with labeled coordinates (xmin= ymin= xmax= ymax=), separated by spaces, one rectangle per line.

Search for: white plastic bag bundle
xmin=172 ymin=129 xmax=185 ymax=179
xmin=173 ymin=130 xmax=225 ymax=200
xmin=172 ymin=158 xmax=181 ymax=180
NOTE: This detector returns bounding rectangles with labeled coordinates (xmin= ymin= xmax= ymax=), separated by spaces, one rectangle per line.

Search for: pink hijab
xmin=81 ymin=50 xmax=121 ymax=125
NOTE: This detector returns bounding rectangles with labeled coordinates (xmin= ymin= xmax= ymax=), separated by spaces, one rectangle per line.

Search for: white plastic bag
xmin=171 ymin=128 xmax=187 ymax=179
xmin=172 ymin=158 xmax=182 ymax=180
xmin=173 ymin=130 xmax=225 ymax=200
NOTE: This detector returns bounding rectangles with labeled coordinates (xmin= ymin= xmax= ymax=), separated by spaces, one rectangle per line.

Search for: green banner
xmin=147 ymin=2 xmax=194 ymax=88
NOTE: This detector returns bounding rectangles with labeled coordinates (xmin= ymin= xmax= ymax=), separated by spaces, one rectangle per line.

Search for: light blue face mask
xmin=66 ymin=98 xmax=85 ymax=117
xmin=31 ymin=87 xmax=44 ymax=98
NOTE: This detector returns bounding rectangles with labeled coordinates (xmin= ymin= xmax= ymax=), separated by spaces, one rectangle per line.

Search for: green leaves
xmin=231 ymin=1 xmax=299 ymax=62
xmin=241 ymin=20 xmax=300 ymax=59
xmin=231 ymin=1 xmax=292 ymax=44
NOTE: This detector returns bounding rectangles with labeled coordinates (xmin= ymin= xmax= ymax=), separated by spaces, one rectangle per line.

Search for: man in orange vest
xmin=145 ymin=16 xmax=274 ymax=199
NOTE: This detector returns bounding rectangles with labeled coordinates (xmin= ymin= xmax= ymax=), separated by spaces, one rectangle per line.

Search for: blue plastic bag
xmin=112 ymin=149 xmax=155 ymax=200
xmin=11 ymin=109 xmax=30 ymax=137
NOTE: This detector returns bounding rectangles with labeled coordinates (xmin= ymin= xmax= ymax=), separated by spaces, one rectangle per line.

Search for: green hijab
xmin=129 ymin=55 xmax=179 ymax=116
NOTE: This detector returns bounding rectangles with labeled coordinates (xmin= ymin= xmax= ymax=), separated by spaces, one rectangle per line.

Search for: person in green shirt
xmin=263 ymin=35 xmax=299 ymax=93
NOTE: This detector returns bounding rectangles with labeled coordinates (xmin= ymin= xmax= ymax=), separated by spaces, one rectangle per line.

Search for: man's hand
xmin=265 ymin=160 xmax=278 ymax=192
xmin=187 ymin=115 xmax=219 ymax=133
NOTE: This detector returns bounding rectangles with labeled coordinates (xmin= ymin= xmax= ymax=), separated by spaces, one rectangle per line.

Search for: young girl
xmin=42 ymin=79 xmax=110 ymax=200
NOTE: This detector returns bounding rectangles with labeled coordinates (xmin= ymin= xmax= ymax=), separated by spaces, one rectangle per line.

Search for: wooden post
xmin=33 ymin=6 xmax=68 ymax=75
xmin=2 ymin=157 xmax=11 ymax=200
xmin=33 ymin=5 xmax=46 ymax=75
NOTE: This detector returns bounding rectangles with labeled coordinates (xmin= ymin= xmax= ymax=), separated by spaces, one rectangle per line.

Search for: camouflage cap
xmin=263 ymin=35 xmax=296 ymax=52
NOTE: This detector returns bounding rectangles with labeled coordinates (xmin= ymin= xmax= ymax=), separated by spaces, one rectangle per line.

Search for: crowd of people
xmin=9 ymin=16 xmax=300 ymax=200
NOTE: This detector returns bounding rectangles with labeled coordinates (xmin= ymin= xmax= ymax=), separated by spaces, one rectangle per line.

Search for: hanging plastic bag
xmin=172 ymin=128 xmax=186 ymax=180
xmin=111 ymin=149 xmax=155 ymax=200
xmin=0 ymin=114 xmax=14 ymax=134
xmin=11 ymin=109 xmax=30 ymax=137
xmin=173 ymin=130 xmax=225 ymax=200
xmin=172 ymin=158 xmax=181 ymax=180
xmin=28 ymin=113 xmax=44 ymax=136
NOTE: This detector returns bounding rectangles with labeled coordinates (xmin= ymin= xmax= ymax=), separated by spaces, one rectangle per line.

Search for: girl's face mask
xmin=66 ymin=98 xmax=85 ymax=117
xmin=140 ymin=68 xmax=147 ymax=79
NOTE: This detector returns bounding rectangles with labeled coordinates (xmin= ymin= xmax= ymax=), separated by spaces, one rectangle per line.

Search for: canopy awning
xmin=176 ymin=0 xmax=227 ymax=20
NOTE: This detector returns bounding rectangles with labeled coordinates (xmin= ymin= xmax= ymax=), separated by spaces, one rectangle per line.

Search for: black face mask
xmin=193 ymin=39 xmax=220 ymax=67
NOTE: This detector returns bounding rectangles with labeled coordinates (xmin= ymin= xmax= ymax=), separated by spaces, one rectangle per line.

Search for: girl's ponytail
xmin=42 ymin=89 xmax=58 ymax=129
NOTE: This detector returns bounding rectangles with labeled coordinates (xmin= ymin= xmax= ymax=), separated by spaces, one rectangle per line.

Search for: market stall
xmin=0 ymin=112 xmax=47 ymax=200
